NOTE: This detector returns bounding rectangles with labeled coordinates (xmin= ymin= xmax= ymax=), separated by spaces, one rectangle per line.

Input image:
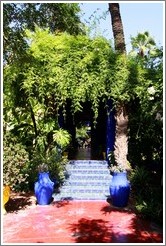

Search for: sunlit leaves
xmin=3 ymin=133 xmax=29 ymax=190
xmin=3 ymin=3 xmax=83 ymax=64
xmin=5 ymin=27 xmax=163 ymax=129
xmin=53 ymin=128 xmax=71 ymax=151
xmin=21 ymin=28 xmax=114 ymax=122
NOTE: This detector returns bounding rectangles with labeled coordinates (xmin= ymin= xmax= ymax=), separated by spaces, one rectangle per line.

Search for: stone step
xmin=55 ymin=184 xmax=109 ymax=190
xmin=53 ymin=191 xmax=110 ymax=201
xmin=53 ymin=160 xmax=111 ymax=201
xmin=67 ymin=180 xmax=111 ymax=186
xmin=66 ymin=169 xmax=110 ymax=175
xmin=66 ymin=174 xmax=111 ymax=180
xmin=66 ymin=165 xmax=109 ymax=170
xmin=59 ymin=185 xmax=110 ymax=191
xmin=69 ymin=160 xmax=108 ymax=164
xmin=68 ymin=161 xmax=108 ymax=167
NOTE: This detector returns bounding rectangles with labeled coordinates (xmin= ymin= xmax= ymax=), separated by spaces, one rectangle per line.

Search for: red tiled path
xmin=3 ymin=200 xmax=163 ymax=244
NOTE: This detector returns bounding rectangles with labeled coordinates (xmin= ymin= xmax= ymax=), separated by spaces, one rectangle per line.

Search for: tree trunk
xmin=108 ymin=3 xmax=126 ymax=53
xmin=108 ymin=3 xmax=129 ymax=169
xmin=114 ymin=102 xmax=129 ymax=169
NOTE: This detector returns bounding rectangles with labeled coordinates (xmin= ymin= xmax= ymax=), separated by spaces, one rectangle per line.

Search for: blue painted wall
xmin=106 ymin=99 xmax=116 ymax=161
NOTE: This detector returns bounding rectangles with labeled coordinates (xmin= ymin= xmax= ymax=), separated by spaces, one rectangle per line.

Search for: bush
xmin=3 ymin=133 xmax=29 ymax=191
xmin=135 ymin=186 xmax=163 ymax=225
xmin=129 ymin=166 xmax=163 ymax=225
xmin=129 ymin=166 xmax=151 ymax=194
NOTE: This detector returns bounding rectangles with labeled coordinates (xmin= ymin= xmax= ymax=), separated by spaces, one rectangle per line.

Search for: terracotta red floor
xmin=3 ymin=198 xmax=163 ymax=244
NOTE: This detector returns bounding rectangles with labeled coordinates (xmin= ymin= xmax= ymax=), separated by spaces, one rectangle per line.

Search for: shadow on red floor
xmin=3 ymin=196 xmax=163 ymax=244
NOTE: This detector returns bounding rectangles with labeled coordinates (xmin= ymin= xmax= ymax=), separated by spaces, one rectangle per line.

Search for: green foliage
xmin=75 ymin=124 xmax=90 ymax=148
xmin=3 ymin=2 xmax=84 ymax=63
xmin=127 ymin=43 xmax=163 ymax=224
xmin=130 ymin=31 xmax=156 ymax=58
xmin=37 ymin=163 xmax=49 ymax=173
xmin=27 ymin=147 xmax=68 ymax=188
xmin=3 ymin=132 xmax=29 ymax=191
xmin=46 ymin=148 xmax=68 ymax=183
xmin=20 ymin=28 xmax=115 ymax=123
xmin=135 ymin=186 xmax=163 ymax=225
xmin=76 ymin=125 xmax=89 ymax=140
xmin=128 ymin=44 xmax=163 ymax=170
xmin=53 ymin=128 xmax=71 ymax=152
xmin=6 ymin=28 xmax=162 ymax=130
xmin=128 ymin=110 xmax=162 ymax=167
xmin=129 ymin=166 xmax=151 ymax=193
xmin=129 ymin=166 xmax=163 ymax=224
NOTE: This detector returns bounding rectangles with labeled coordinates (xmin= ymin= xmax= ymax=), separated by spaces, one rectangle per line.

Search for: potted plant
xmin=34 ymin=163 xmax=54 ymax=205
xmin=108 ymin=151 xmax=131 ymax=207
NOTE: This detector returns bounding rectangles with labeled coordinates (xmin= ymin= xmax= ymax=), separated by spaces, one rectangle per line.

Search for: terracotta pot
xmin=3 ymin=186 xmax=10 ymax=214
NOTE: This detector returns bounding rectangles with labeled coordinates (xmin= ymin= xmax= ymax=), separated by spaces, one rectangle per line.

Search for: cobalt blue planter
xmin=34 ymin=172 xmax=54 ymax=205
xmin=109 ymin=171 xmax=130 ymax=207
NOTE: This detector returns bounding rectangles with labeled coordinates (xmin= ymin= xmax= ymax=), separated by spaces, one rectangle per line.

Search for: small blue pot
xmin=34 ymin=172 xmax=54 ymax=205
xmin=110 ymin=171 xmax=130 ymax=207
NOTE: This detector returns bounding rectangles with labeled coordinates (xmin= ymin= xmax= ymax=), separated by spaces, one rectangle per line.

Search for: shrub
xmin=129 ymin=166 xmax=163 ymax=225
xmin=129 ymin=166 xmax=151 ymax=194
xmin=3 ymin=132 xmax=29 ymax=191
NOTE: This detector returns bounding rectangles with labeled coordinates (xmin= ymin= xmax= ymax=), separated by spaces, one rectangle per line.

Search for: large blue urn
xmin=109 ymin=171 xmax=130 ymax=207
xmin=34 ymin=172 xmax=54 ymax=205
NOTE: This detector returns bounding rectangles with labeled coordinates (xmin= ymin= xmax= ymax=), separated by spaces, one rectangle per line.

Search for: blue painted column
xmin=106 ymin=99 xmax=115 ymax=162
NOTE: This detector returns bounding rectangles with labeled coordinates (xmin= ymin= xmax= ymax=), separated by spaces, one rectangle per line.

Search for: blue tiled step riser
xmin=54 ymin=194 xmax=110 ymax=199
xmin=66 ymin=175 xmax=110 ymax=180
xmin=68 ymin=162 xmax=108 ymax=167
xmin=58 ymin=192 xmax=110 ymax=197
xmin=69 ymin=160 xmax=108 ymax=164
xmin=66 ymin=167 xmax=109 ymax=172
xmin=59 ymin=186 xmax=110 ymax=191
xmin=67 ymin=181 xmax=111 ymax=186
xmin=66 ymin=170 xmax=110 ymax=175
xmin=62 ymin=187 xmax=110 ymax=191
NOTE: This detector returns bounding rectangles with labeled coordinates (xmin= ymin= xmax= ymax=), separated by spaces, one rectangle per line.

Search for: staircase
xmin=53 ymin=160 xmax=112 ymax=201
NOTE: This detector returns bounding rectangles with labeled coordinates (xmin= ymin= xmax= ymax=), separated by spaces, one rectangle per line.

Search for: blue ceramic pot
xmin=34 ymin=172 xmax=54 ymax=205
xmin=110 ymin=171 xmax=130 ymax=207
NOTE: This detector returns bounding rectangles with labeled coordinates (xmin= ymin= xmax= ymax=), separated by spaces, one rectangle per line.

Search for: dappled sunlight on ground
xmin=3 ymin=198 xmax=163 ymax=243
xmin=5 ymin=191 xmax=36 ymax=213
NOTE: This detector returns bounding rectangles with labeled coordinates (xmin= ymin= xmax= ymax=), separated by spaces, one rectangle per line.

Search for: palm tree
xmin=108 ymin=3 xmax=129 ymax=170
xmin=130 ymin=31 xmax=156 ymax=57
xmin=108 ymin=3 xmax=126 ymax=53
